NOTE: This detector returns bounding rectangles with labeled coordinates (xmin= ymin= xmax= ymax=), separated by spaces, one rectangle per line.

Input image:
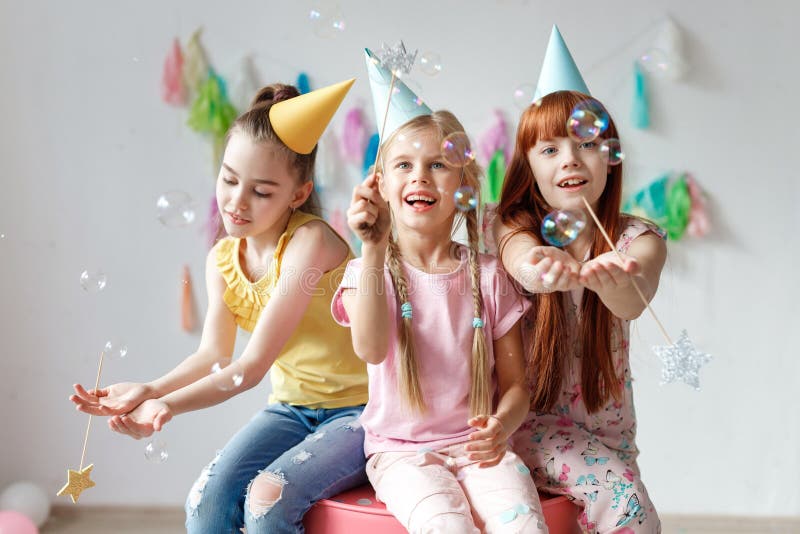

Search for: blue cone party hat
xmin=364 ymin=48 xmax=432 ymax=140
xmin=534 ymin=25 xmax=590 ymax=100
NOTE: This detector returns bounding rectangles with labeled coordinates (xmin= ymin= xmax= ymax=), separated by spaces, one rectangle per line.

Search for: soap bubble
xmin=541 ymin=210 xmax=587 ymax=247
xmin=156 ymin=191 xmax=196 ymax=227
xmin=453 ymin=186 xmax=478 ymax=212
xmin=441 ymin=132 xmax=475 ymax=168
xmin=80 ymin=270 xmax=107 ymax=293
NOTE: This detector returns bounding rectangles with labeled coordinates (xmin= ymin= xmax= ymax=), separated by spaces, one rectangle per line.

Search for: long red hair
xmin=497 ymin=90 xmax=624 ymax=414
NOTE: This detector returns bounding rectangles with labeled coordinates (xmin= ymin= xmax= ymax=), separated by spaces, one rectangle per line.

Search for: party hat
xmin=364 ymin=48 xmax=432 ymax=140
xmin=269 ymin=78 xmax=355 ymax=154
xmin=534 ymin=25 xmax=590 ymax=100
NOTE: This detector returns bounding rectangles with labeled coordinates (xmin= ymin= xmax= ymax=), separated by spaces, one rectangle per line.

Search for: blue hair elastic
xmin=472 ymin=317 xmax=484 ymax=328
xmin=400 ymin=302 xmax=413 ymax=319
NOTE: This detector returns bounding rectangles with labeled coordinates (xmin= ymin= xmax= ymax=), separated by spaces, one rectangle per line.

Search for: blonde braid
xmin=466 ymin=208 xmax=491 ymax=416
xmin=386 ymin=234 xmax=426 ymax=414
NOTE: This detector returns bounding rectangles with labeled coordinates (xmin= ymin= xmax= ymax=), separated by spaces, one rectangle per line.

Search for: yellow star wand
xmin=57 ymin=350 xmax=105 ymax=503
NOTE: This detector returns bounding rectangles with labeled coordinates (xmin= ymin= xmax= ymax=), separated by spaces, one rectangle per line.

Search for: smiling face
xmin=216 ymin=132 xmax=312 ymax=239
xmin=379 ymin=126 xmax=463 ymax=234
xmin=527 ymin=136 xmax=608 ymax=212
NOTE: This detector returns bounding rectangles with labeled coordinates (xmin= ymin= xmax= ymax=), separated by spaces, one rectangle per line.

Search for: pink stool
xmin=304 ymin=483 xmax=582 ymax=533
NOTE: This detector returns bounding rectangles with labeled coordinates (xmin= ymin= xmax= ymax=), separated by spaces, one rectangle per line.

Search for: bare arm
xmin=341 ymin=173 xmax=391 ymax=364
xmin=70 ymin=246 xmax=237 ymax=415
xmin=466 ymin=320 xmax=530 ymax=467
xmin=159 ymin=221 xmax=349 ymax=416
xmin=493 ymin=217 xmax=581 ymax=293
xmin=147 ymin=246 xmax=239 ymax=396
xmin=580 ymin=232 xmax=667 ymax=320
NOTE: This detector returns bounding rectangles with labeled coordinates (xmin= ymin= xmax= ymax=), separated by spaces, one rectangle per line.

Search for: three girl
xmin=71 ymin=81 xmax=371 ymax=534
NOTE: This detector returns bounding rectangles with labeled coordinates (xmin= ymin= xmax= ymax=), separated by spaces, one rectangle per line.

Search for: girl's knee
xmin=246 ymin=469 xmax=287 ymax=519
xmin=410 ymin=512 xmax=479 ymax=534
xmin=484 ymin=504 xmax=548 ymax=534
xmin=185 ymin=452 xmax=222 ymax=516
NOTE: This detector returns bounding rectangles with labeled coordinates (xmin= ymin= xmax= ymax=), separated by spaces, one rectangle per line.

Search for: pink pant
xmin=367 ymin=442 xmax=548 ymax=533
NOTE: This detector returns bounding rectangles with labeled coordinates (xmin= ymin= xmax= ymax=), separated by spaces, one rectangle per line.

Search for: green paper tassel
xmin=188 ymin=70 xmax=238 ymax=165
xmin=665 ymin=174 xmax=691 ymax=240
xmin=623 ymin=174 xmax=669 ymax=227
xmin=484 ymin=149 xmax=506 ymax=204
xmin=632 ymin=62 xmax=650 ymax=129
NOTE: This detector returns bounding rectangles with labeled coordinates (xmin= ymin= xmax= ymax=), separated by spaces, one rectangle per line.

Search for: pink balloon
xmin=0 ymin=511 xmax=38 ymax=534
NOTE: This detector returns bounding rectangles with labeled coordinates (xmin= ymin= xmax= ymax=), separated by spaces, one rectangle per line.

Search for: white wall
xmin=1 ymin=0 xmax=797 ymax=517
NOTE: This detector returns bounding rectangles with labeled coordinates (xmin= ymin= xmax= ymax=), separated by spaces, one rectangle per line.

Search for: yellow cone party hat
xmin=269 ymin=78 xmax=355 ymax=154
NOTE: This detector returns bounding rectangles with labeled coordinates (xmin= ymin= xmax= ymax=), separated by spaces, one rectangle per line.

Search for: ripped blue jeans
xmin=185 ymin=402 xmax=367 ymax=534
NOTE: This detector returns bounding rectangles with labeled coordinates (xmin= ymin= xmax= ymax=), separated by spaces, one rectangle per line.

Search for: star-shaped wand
xmin=58 ymin=350 xmax=106 ymax=503
xmin=581 ymin=196 xmax=712 ymax=389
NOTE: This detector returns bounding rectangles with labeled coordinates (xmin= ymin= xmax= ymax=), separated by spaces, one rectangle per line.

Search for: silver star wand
xmin=581 ymin=196 xmax=711 ymax=390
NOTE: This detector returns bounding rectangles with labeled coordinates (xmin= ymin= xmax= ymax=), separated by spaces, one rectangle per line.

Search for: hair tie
xmin=472 ymin=317 xmax=484 ymax=328
xmin=400 ymin=302 xmax=413 ymax=319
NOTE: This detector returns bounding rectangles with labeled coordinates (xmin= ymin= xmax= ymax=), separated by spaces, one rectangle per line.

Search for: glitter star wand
xmin=581 ymin=196 xmax=711 ymax=389
xmin=57 ymin=350 xmax=105 ymax=503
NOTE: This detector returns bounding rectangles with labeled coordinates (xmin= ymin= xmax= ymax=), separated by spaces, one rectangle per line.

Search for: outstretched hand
xmin=579 ymin=251 xmax=640 ymax=295
xmin=516 ymin=246 xmax=582 ymax=293
xmin=108 ymin=399 xmax=173 ymax=440
xmin=465 ymin=415 xmax=508 ymax=468
xmin=347 ymin=172 xmax=390 ymax=246
xmin=70 ymin=382 xmax=156 ymax=416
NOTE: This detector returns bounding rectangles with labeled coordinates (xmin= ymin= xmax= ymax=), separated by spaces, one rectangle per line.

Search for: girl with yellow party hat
xmin=70 ymin=79 xmax=371 ymax=533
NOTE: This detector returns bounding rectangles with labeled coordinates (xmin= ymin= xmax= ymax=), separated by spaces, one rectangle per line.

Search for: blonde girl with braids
xmin=70 ymin=81 xmax=371 ymax=534
xmin=332 ymin=110 xmax=547 ymax=533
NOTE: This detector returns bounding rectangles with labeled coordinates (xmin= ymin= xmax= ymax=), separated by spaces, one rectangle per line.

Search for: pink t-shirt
xmin=331 ymin=246 xmax=530 ymax=456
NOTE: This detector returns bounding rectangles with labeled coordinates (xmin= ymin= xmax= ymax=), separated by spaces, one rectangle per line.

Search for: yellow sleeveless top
xmin=215 ymin=211 xmax=368 ymax=409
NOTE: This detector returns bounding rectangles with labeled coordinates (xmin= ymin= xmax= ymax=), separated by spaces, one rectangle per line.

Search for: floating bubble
xmin=418 ymin=51 xmax=442 ymax=76
xmin=441 ymin=132 xmax=475 ymax=168
xmin=103 ymin=339 xmax=128 ymax=361
xmin=309 ymin=2 xmax=345 ymax=39
xmin=156 ymin=191 xmax=196 ymax=228
xmin=573 ymin=100 xmax=609 ymax=134
xmin=599 ymin=138 xmax=625 ymax=166
xmin=512 ymin=84 xmax=535 ymax=109
xmin=144 ymin=439 xmax=168 ymax=463
xmin=80 ymin=270 xmax=107 ymax=293
xmin=638 ymin=48 xmax=671 ymax=77
xmin=541 ymin=210 xmax=587 ymax=247
xmin=453 ymin=186 xmax=478 ymax=212
xmin=566 ymin=109 xmax=602 ymax=142
xmin=210 ymin=360 xmax=245 ymax=391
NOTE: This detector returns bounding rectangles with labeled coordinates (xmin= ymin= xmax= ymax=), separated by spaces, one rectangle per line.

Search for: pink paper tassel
xmin=181 ymin=265 xmax=197 ymax=332
xmin=686 ymin=174 xmax=710 ymax=238
xmin=478 ymin=109 xmax=510 ymax=164
xmin=330 ymin=208 xmax=350 ymax=242
xmin=161 ymin=38 xmax=187 ymax=106
xmin=340 ymin=107 xmax=368 ymax=164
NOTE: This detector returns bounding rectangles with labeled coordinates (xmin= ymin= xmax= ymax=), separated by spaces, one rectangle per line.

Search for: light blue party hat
xmin=364 ymin=48 xmax=432 ymax=140
xmin=533 ymin=25 xmax=590 ymax=100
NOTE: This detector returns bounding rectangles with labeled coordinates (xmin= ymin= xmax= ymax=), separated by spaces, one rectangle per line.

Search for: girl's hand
xmin=70 ymin=382 xmax=156 ymax=416
xmin=347 ymin=173 xmax=390 ymax=246
xmin=108 ymin=399 xmax=173 ymax=440
xmin=517 ymin=246 xmax=581 ymax=293
xmin=465 ymin=415 xmax=508 ymax=468
xmin=579 ymin=251 xmax=640 ymax=295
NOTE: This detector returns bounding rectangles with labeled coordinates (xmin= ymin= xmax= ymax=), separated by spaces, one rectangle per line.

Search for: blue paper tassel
xmin=632 ymin=62 xmax=650 ymax=129
xmin=363 ymin=133 xmax=379 ymax=176
xmin=297 ymin=72 xmax=311 ymax=95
